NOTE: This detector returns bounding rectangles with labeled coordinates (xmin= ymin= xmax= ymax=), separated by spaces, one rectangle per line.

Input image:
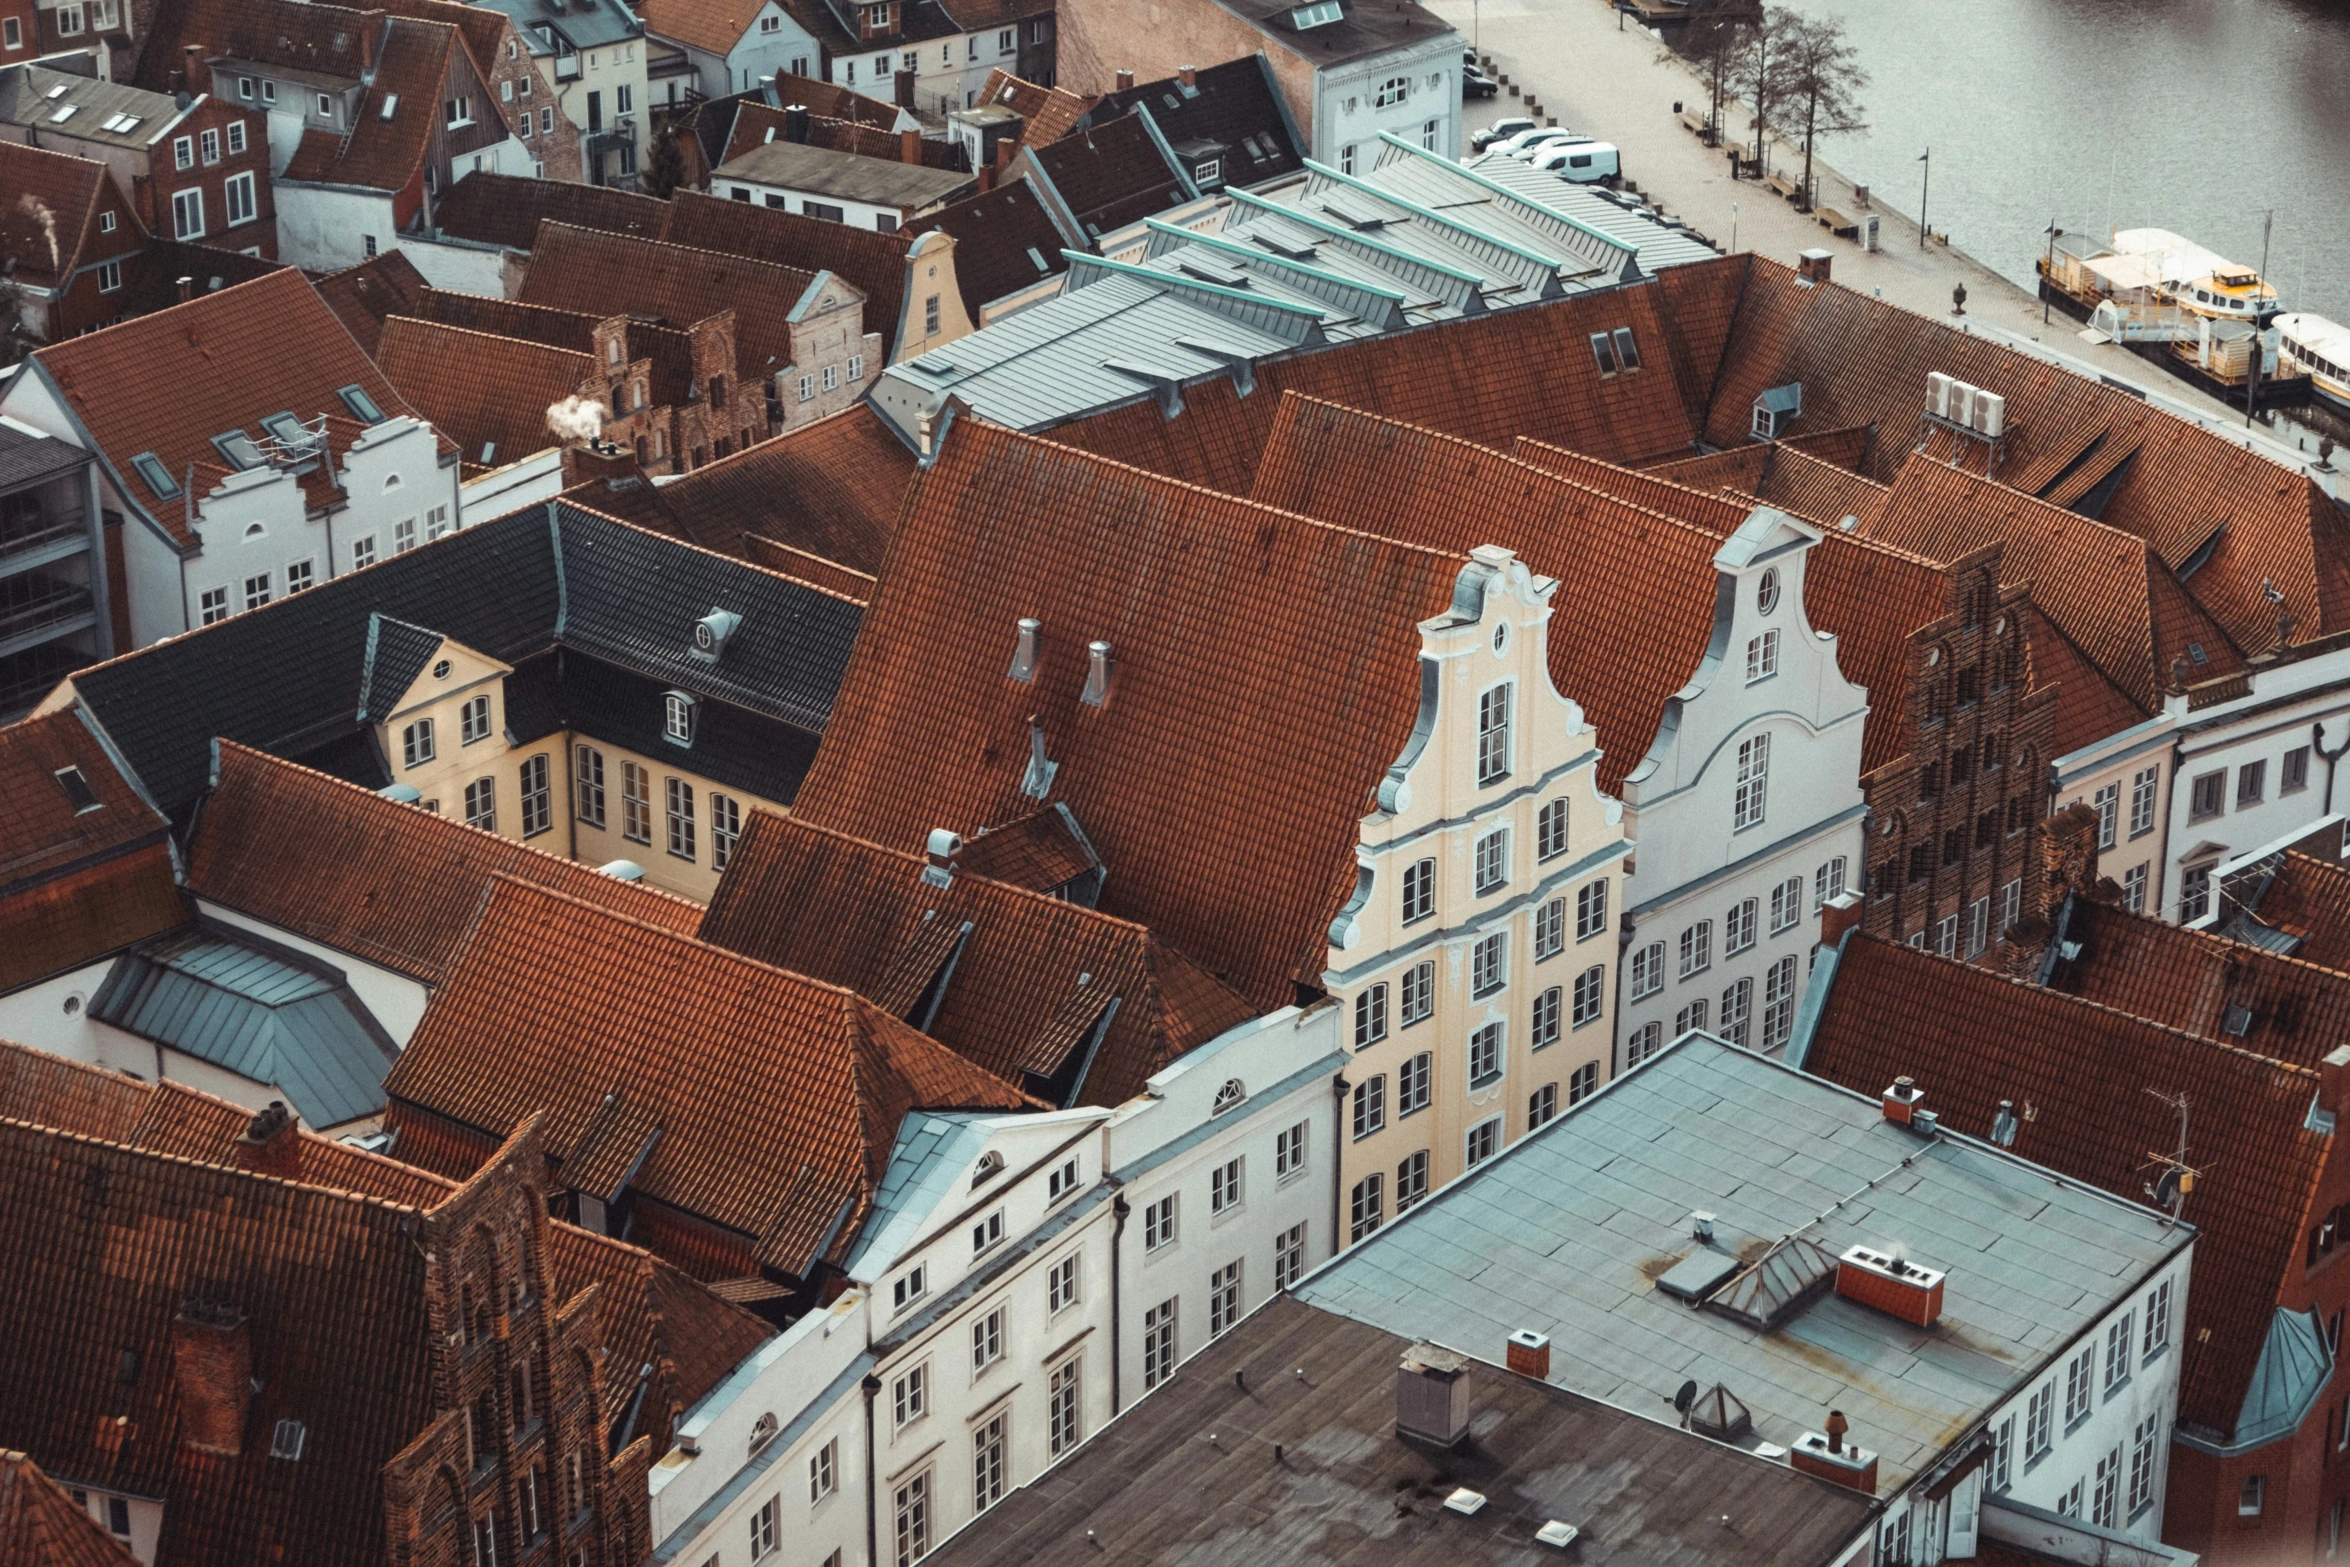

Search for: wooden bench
xmin=1815 ymin=205 xmax=1857 ymax=238
xmin=1764 ymin=170 xmax=1800 ymax=200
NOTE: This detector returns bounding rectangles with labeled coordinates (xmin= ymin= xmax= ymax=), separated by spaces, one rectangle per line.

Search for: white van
xmin=1530 ymin=139 xmax=1619 ymax=182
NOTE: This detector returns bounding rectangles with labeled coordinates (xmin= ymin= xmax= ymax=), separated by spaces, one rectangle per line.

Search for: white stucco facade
xmin=1614 ymin=510 xmax=1869 ymax=1067
xmin=1312 ymin=32 xmax=1459 ymax=172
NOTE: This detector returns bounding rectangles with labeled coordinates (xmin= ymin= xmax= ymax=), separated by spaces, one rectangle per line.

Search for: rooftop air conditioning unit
xmin=1947 ymin=382 xmax=1975 ymax=428
xmin=1974 ymin=390 xmax=2006 ymax=438
xmin=1925 ymin=372 xmax=1953 ymax=420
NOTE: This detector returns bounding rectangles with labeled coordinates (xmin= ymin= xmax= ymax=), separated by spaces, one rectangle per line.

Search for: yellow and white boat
xmin=2109 ymin=228 xmax=2281 ymax=323
xmin=2277 ymin=313 xmax=2350 ymax=414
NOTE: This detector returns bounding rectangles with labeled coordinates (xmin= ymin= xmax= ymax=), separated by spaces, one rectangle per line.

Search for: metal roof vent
xmin=1991 ymin=1100 xmax=2019 ymax=1147
xmin=1081 ymin=640 xmax=1113 ymax=706
xmin=922 ymin=828 xmax=962 ymax=889
xmin=1396 ymin=1342 xmax=1470 ymax=1448
xmin=1009 ymin=616 xmax=1040 ymax=682
xmin=1443 ymin=1488 xmax=1486 ymax=1516
xmin=1536 ymin=1521 xmax=1580 ymax=1549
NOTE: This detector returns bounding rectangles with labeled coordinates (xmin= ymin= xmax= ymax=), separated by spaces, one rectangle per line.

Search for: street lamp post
xmin=1731 ymin=201 xmax=1739 ymax=255
xmin=1917 ymin=147 xmax=1930 ymax=248
xmin=2043 ymin=221 xmax=2062 ymax=324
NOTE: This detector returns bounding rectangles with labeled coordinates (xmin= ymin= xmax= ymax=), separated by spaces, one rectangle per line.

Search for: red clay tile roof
xmin=955 ymin=804 xmax=1097 ymax=891
xmin=2048 ymin=899 xmax=2350 ymax=1070
xmin=919 ymin=177 xmax=1073 ymax=319
xmin=0 ymin=1451 xmax=142 ymax=1567
xmin=31 ymin=269 xmax=430 ymax=540
xmin=575 ymin=403 xmax=913 ymax=574
xmin=517 ymin=222 xmax=819 ymax=397
xmin=404 ymin=286 xmax=607 ymax=352
xmin=2239 ymin=852 xmax=2350 ymax=974
xmin=699 ymin=811 xmax=1254 ymax=1105
xmin=665 ymin=188 xmax=911 ymax=358
xmin=383 ymin=876 xmax=1036 ymax=1273
xmin=1045 ymin=257 xmax=1739 ymax=492
xmin=767 ymin=72 xmax=901 ymax=128
xmin=184 ymin=742 xmax=704 ymax=984
xmin=2013 ymin=603 xmax=2152 ymax=756
xmin=1702 ymin=256 xmax=2350 ymax=656
xmin=972 ymin=68 xmax=1091 ymax=146
xmin=722 ymin=102 xmax=961 ymax=167
xmin=1508 ymin=436 xmax=1753 ymax=534
xmin=790 ymin=419 xmax=1468 ymax=1009
xmin=1863 ymin=452 xmax=2247 ymax=712
xmin=1247 ymin=393 xmax=1724 ymax=795
xmin=0 ymin=1039 xmax=770 ymax=1467
xmin=0 ymin=709 xmax=185 ymax=992
xmin=378 ymin=317 xmax=594 ymax=472
xmin=1803 ymin=933 xmax=2329 ymax=1437
xmin=1649 ymin=442 xmax=1891 ymax=530
xmin=309 ymin=248 xmax=429 ymax=357
xmin=279 ymin=18 xmax=453 ymax=190
xmin=739 ymin=534 xmax=878 ymax=603
xmin=131 ymin=0 xmax=378 ymax=90
xmin=0 ymin=142 xmax=122 ymax=293
xmin=640 ymin=0 xmax=787 ymax=56
xmin=429 ymin=172 xmax=672 ymax=253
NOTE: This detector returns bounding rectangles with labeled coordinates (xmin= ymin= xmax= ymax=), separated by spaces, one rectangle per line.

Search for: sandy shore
xmin=1435 ymin=0 xmax=2248 ymax=422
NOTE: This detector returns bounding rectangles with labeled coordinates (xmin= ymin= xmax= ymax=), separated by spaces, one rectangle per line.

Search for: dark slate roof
xmin=920 ymin=1294 xmax=1881 ymax=1567
xmin=355 ymin=614 xmax=448 ymax=723
xmin=1022 ymin=114 xmax=1190 ymax=243
xmin=919 ymin=177 xmax=1071 ymax=318
xmin=1084 ymin=55 xmax=1305 ymax=188
xmin=69 ymin=503 xmax=860 ymax=819
xmin=0 ymin=418 xmax=94 ymax=492
xmin=429 ymin=171 xmax=673 ymax=252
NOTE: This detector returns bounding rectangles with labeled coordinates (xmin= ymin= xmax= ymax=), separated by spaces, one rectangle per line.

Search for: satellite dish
xmin=1674 ymin=1379 xmax=1699 ymax=1415
xmin=2152 ymin=1167 xmax=2183 ymax=1208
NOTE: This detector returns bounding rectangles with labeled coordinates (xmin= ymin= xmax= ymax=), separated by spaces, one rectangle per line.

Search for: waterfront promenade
xmin=1437 ymin=0 xmax=2250 ymax=424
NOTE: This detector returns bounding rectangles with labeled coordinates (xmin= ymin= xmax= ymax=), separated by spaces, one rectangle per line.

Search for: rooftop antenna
xmin=2140 ymin=1088 xmax=2202 ymax=1228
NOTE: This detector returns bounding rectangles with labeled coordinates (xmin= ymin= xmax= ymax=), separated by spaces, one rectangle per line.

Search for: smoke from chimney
xmin=15 ymin=195 xmax=58 ymax=275
xmin=545 ymin=395 xmax=607 ymax=443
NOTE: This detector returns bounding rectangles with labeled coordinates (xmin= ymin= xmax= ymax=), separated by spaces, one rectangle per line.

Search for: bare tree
xmin=1670 ymin=0 xmax=1756 ymax=147
xmin=1728 ymin=6 xmax=1781 ymax=177
xmin=1766 ymin=8 xmax=1868 ymax=212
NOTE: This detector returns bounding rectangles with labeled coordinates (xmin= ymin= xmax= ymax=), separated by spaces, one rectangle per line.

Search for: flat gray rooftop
xmin=1296 ymin=1032 xmax=2193 ymax=1491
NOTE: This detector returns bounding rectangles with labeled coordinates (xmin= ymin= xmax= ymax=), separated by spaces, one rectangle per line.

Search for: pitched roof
xmin=1021 ymin=112 xmax=1188 ymax=242
xmin=711 ymin=137 xmax=975 ymax=210
xmin=429 ymin=171 xmax=673 ymax=253
xmin=723 ymin=102 xmax=964 ymax=168
xmin=130 ymin=0 xmax=381 ymax=90
xmin=28 ymin=269 xmax=430 ymax=540
xmin=377 ymin=316 xmax=594 ymax=472
xmin=1212 ymin=0 xmax=1452 ymax=67
xmin=0 ymin=1039 xmax=771 ymax=1455
xmin=766 ymin=71 xmax=901 ymax=128
xmin=383 ymin=876 xmax=1036 ymax=1274
xmin=0 ymin=141 xmax=125 ymax=293
xmin=0 ymin=1451 xmax=142 ymax=1567
xmin=2046 ymin=897 xmax=2350 ymax=1070
xmin=791 ymin=420 xmax=1468 ymax=1009
xmin=698 ymin=811 xmax=1256 ymax=1105
xmin=402 ymin=285 xmax=608 ymax=353
xmin=970 ymin=68 xmax=1092 ymax=147
xmin=0 ymin=64 xmax=195 ymax=152
xmin=1800 ymin=933 xmax=2329 ymax=1437
xmin=1084 ymin=55 xmax=1303 ymax=185
xmin=664 ymin=187 xmax=910 ymax=357
xmin=0 ymin=708 xmax=186 ymax=993
xmin=1863 ymin=452 xmax=2246 ymax=712
xmin=1652 ymin=440 xmax=1891 ymax=530
xmin=517 ymin=222 xmax=822 ymax=393
xmin=1702 ymin=256 xmax=2350 ymax=656
xmin=186 ymin=742 xmax=703 ymax=983
xmin=309 ymin=248 xmax=429 ymax=357
xmin=2233 ymin=851 xmax=2350 ymax=972
xmin=739 ymin=533 xmax=879 ymax=602
xmin=638 ymin=0 xmax=797 ymax=56
xmin=279 ymin=18 xmax=455 ymax=190
xmin=918 ymin=177 xmax=1072 ymax=318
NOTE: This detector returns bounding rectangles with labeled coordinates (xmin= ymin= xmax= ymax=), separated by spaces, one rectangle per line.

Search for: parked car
xmin=1463 ymin=64 xmax=1499 ymax=98
xmin=1530 ymin=139 xmax=1621 ymax=182
xmin=1495 ymin=126 xmax=1575 ymax=157
xmin=1471 ymin=115 xmax=1535 ymax=151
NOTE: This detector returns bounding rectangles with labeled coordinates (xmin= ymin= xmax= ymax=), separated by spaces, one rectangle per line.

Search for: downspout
xmin=1108 ymin=1191 xmax=1129 ymax=1415
xmin=861 ymin=1372 xmax=881 ymax=1567
xmin=1330 ymin=1073 xmax=1349 ymax=1254
xmin=177 ymin=462 xmax=196 ymax=633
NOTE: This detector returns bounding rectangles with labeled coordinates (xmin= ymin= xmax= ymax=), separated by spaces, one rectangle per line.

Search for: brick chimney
xmin=978 ymin=159 xmax=996 ymax=192
xmin=784 ymin=103 xmax=810 ymax=143
xmin=1114 ymin=68 xmax=1134 ymax=90
xmin=563 ymin=437 xmax=641 ymax=490
xmin=1881 ymin=1076 xmax=1922 ymax=1124
xmin=2039 ymin=800 xmax=2103 ymax=919
xmin=1178 ymin=64 xmax=1197 ymax=87
xmin=2325 ymin=1046 xmax=2350 ymax=1122
xmin=1819 ymin=889 xmax=1864 ymax=950
xmin=1790 ymin=1411 xmax=1878 ymax=1493
xmin=175 ymin=276 xmax=194 ymax=304
xmin=234 ymin=1100 xmax=301 ymax=1180
xmin=1505 ymin=1330 xmax=1550 ymax=1379
xmin=170 ymin=1302 xmax=253 ymax=1455
xmin=996 ymin=135 xmax=1017 ymax=172
xmin=900 ymin=127 xmax=921 ymax=165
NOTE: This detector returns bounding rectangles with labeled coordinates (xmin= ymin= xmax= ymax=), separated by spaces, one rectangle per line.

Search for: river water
xmin=1769 ymin=0 xmax=2350 ymax=325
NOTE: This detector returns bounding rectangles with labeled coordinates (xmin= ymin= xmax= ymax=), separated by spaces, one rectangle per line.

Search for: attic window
xmin=1589 ymin=333 xmax=1618 ymax=376
xmin=1211 ymin=1079 xmax=1245 ymax=1115
xmin=100 ymin=112 xmax=142 ymax=133
xmin=54 ymin=767 xmax=102 ymax=813
xmin=971 ymin=1150 xmax=1005 ymax=1187
xmin=48 ymin=103 xmax=79 ymax=123
xmin=892 ymin=1264 xmax=927 ymax=1313
xmin=662 ymin=691 xmax=697 ymax=747
xmin=1026 ymin=246 xmax=1049 ymax=273
xmin=380 ymin=93 xmax=399 ymax=121
xmin=748 ymin=1412 xmax=779 ymax=1456
xmin=1291 ymin=0 xmax=1341 ymax=26
xmin=269 ymin=1419 xmax=306 ymax=1461
xmin=337 ymin=384 xmax=387 ymax=424
xmin=129 ymin=453 xmax=180 ymax=501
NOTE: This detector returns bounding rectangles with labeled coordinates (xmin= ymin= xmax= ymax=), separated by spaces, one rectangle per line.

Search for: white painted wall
xmin=715 ymin=178 xmax=907 ymax=234
xmin=2165 ymin=651 xmax=2350 ymax=924
xmin=0 ymin=959 xmax=310 ymax=1120
xmin=1312 ymin=31 xmax=1460 ymax=170
xmin=273 ymin=184 xmax=402 ymax=273
xmin=2053 ymin=716 xmax=2175 ymax=921
xmin=1615 ymin=513 xmax=1869 ymax=1063
xmin=396 ymin=234 xmax=513 ymax=296
xmin=461 ymin=448 xmax=567 ymax=523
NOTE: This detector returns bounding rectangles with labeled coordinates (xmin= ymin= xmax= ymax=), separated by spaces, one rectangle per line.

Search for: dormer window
xmin=690 ymin=608 xmax=741 ymax=662
xmin=1212 ymin=1079 xmax=1245 ymax=1115
xmin=748 ymin=1412 xmax=779 ymax=1456
xmin=663 ymin=691 xmax=697 ymax=747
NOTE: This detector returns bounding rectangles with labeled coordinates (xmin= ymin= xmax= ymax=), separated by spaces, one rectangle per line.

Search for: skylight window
xmin=45 ymin=83 xmax=69 ymax=99
xmin=49 ymin=103 xmax=79 ymax=122
xmin=53 ymin=767 xmax=102 ymax=813
xmin=130 ymin=452 xmax=180 ymax=500
xmin=101 ymin=112 xmax=142 ymax=133
xmin=259 ymin=411 xmax=312 ymax=449
xmin=211 ymin=430 xmax=266 ymax=470
xmin=337 ymin=384 xmax=386 ymax=424
xmin=1291 ymin=0 xmax=1342 ymax=27
xmin=379 ymin=93 xmax=399 ymax=120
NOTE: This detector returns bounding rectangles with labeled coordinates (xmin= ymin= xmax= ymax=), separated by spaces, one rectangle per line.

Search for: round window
xmin=63 ymin=993 xmax=83 ymax=1016
xmin=1492 ymin=621 xmax=1509 ymax=654
xmin=432 ymin=659 xmax=452 ymax=679
xmin=1757 ymin=568 xmax=1780 ymax=615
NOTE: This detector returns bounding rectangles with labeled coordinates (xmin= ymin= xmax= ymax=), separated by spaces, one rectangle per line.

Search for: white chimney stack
xmin=1009 ymin=617 xmax=1041 ymax=682
xmin=1081 ymin=640 xmax=1113 ymax=706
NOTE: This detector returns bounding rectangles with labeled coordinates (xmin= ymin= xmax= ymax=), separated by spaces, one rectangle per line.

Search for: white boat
xmin=2276 ymin=312 xmax=2350 ymax=414
xmin=2109 ymin=228 xmax=2281 ymax=323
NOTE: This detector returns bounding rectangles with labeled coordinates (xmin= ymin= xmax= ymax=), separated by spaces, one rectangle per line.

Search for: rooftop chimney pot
xmin=1009 ymin=617 xmax=1040 ymax=682
xmin=1115 ymin=68 xmax=1135 ymax=90
xmin=1396 ymin=1342 xmax=1471 ymax=1448
xmin=175 ymin=275 xmax=195 ymax=304
xmin=1690 ymin=1210 xmax=1716 ymax=1244
xmin=1881 ymin=1077 xmax=1923 ymax=1125
xmin=1081 ymin=640 xmax=1113 ymax=706
xmin=235 ymin=1100 xmax=301 ymax=1178
xmin=1178 ymin=64 xmax=1197 ymax=87
xmin=1505 ymin=1329 xmax=1550 ymax=1380
xmin=922 ymin=827 xmax=962 ymax=888
xmin=784 ymin=103 xmax=810 ymax=143
xmin=1825 ymin=1410 xmax=1848 ymax=1453
xmin=900 ymin=126 xmax=921 ymax=165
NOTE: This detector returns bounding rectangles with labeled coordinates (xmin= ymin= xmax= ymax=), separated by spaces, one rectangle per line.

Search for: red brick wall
xmin=136 ymin=95 xmax=276 ymax=257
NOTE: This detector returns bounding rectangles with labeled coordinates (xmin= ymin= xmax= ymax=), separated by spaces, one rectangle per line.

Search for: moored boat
xmin=2108 ymin=228 xmax=2282 ymax=323
xmin=2277 ymin=313 xmax=2350 ymax=414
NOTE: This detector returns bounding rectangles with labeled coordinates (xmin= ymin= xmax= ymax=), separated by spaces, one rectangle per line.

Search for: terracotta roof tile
xmin=382 ymin=876 xmax=1036 ymax=1274
xmin=378 ymin=317 xmax=596 ymax=473
xmin=1803 ymin=933 xmax=2328 ymax=1436
xmin=278 ymin=18 xmax=452 ymax=191
xmin=723 ymin=102 xmax=963 ymax=168
xmin=429 ymin=172 xmax=672 ymax=253
xmin=2048 ymin=899 xmax=2350 ymax=1069
xmin=0 ymin=709 xmax=185 ymax=993
xmin=1649 ymin=441 xmax=1890 ymax=529
xmin=955 ymin=804 xmax=1098 ymax=892
xmin=791 ymin=419 xmax=1468 ymax=1008
xmin=184 ymin=742 xmax=704 ymax=984
xmin=131 ymin=0 xmax=377 ymax=89
xmin=1508 ymin=436 xmax=1753 ymax=533
xmin=664 ymin=188 xmax=910 ymax=359
xmin=765 ymin=72 xmax=901 ymax=128
xmin=919 ymin=177 xmax=1073 ymax=319
xmin=0 ymin=1451 xmax=142 ymax=1567
xmin=31 ymin=270 xmax=431 ymax=542
xmin=700 ymin=811 xmax=1252 ymax=1105
xmin=309 ymin=248 xmax=429 ymax=357
xmin=2237 ymin=852 xmax=2350 ymax=973
xmin=0 ymin=142 xmax=121 ymax=293
xmin=2015 ymin=604 xmax=2151 ymax=756
xmin=972 ymin=68 xmax=1092 ymax=146
xmin=739 ymin=535 xmax=878 ymax=603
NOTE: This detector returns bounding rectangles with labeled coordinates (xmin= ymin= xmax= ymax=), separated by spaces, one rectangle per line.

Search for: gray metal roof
xmin=869 ymin=132 xmax=1714 ymax=444
xmin=1294 ymin=1032 xmax=2194 ymax=1493
xmin=0 ymin=63 xmax=194 ymax=150
xmin=1453 ymin=150 xmax=1721 ymax=274
xmin=710 ymin=140 xmax=974 ymax=210
xmin=470 ymin=0 xmax=643 ymax=53
xmin=88 ymin=924 xmax=400 ymax=1128
xmin=844 ymin=1110 xmax=997 ymax=1279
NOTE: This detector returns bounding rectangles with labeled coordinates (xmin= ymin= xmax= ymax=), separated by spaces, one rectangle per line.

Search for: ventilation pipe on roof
xmin=1115 ymin=69 xmax=1134 ymax=90
xmin=1791 ymin=1411 xmax=1879 ymax=1494
xmin=1178 ymin=64 xmax=1197 ymax=87
xmin=923 ymin=828 xmax=962 ymax=889
xmin=1081 ymin=641 xmax=1113 ymax=706
xmin=1009 ymin=617 xmax=1040 ymax=682
xmin=784 ymin=104 xmax=809 ymax=143
xmin=176 ymin=275 xmax=195 ymax=304
xmin=1395 ymin=1343 xmax=1471 ymax=1448
xmin=1021 ymin=717 xmax=1058 ymax=799
xmin=1991 ymin=1100 xmax=2018 ymax=1147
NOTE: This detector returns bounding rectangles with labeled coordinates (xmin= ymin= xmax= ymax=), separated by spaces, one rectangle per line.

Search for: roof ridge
xmin=0 ymin=1110 xmax=433 ymax=1214
xmin=534 ymin=219 xmax=820 ymax=290
xmin=381 ymin=314 xmax=596 ymax=362
xmin=551 ymin=496 xmax=852 ymax=600
xmin=2089 ymin=895 xmax=2350 ymax=990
